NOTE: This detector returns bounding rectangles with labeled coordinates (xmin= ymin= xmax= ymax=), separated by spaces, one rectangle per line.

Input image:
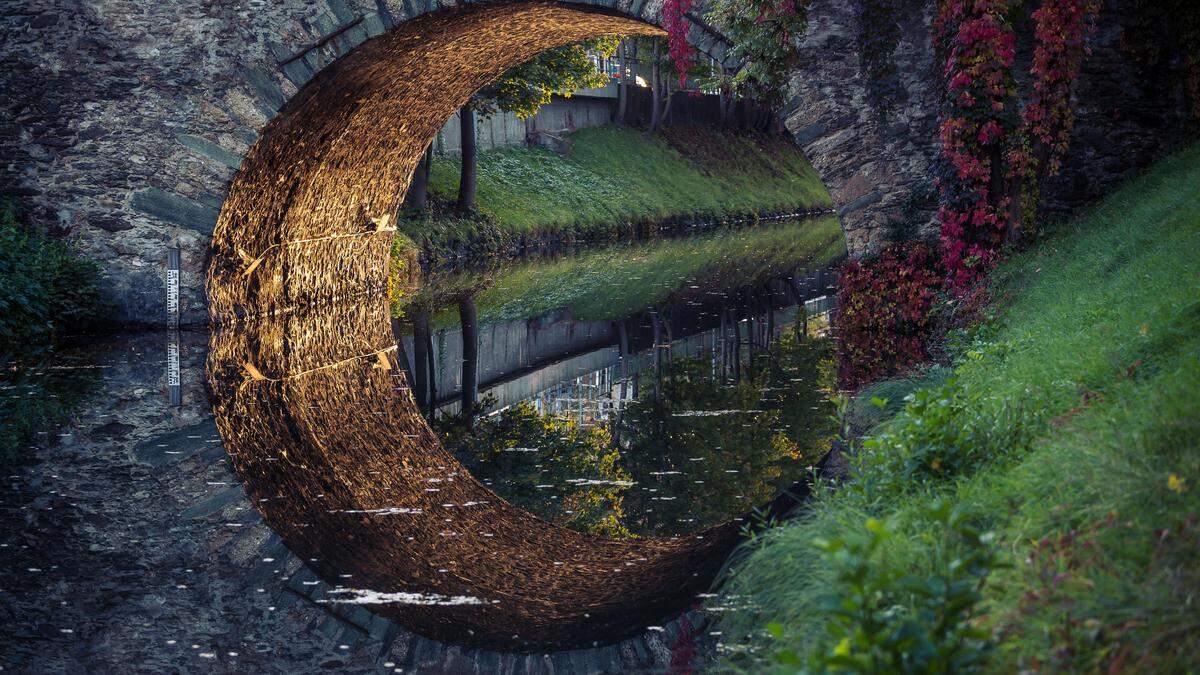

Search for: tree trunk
xmin=720 ymin=74 xmax=734 ymax=128
xmin=612 ymin=319 xmax=631 ymax=449
xmin=393 ymin=317 xmax=415 ymax=384
xmin=616 ymin=42 xmax=629 ymax=125
xmin=651 ymin=310 xmax=662 ymax=400
xmin=411 ymin=309 xmax=432 ymax=415
xmin=458 ymin=294 xmax=479 ymax=424
xmin=745 ymin=299 xmax=755 ymax=373
xmin=425 ymin=327 xmax=437 ymax=416
xmin=731 ymin=309 xmax=742 ymax=383
xmin=457 ymin=104 xmax=477 ymax=212
xmin=766 ymin=287 xmax=776 ymax=349
xmin=650 ymin=40 xmax=663 ymax=133
xmin=663 ymin=310 xmax=673 ymax=364
xmin=405 ymin=142 xmax=433 ymax=212
xmin=720 ymin=307 xmax=729 ymax=381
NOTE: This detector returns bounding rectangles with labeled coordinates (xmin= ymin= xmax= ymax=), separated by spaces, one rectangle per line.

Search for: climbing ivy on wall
xmin=686 ymin=0 xmax=1103 ymax=384
xmin=836 ymin=0 xmax=1100 ymax=387
xmin=933 ymin=0 xmax=1023 ymax=287
xmin=663 ymin=0 xmax=696 ymax=87
xmin=935 ymin=0 xmax=1098 ymax=287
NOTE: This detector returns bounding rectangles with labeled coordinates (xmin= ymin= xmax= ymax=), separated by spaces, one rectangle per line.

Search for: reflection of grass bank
xmin=400 ymin=125 xmax=832 ymax=258
xmin=397 ymin=216 xmax=844 ymax=326
xmin=715 ymin=147 xmax=1200 ymax=671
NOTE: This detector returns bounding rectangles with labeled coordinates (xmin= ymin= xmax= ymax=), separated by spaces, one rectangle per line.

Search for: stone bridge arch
xmin=207 ymin=0 xmax=732 ymax=317
xmin=2 ymin=0 xmax=942 ymax=324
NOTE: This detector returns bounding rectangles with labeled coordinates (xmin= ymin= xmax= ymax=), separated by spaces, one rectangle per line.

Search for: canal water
xmin=2 ymin=217 xmax=843 ymax=672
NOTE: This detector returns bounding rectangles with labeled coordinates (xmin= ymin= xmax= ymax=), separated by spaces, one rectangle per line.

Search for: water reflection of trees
xmin=436 ymin=398 xmax=633 ymax=538
xmin=0 ymin=347 xmax=102 ymax=464
xmin=435 ymin=327 xmax=836 ymax=538
xmin=618 ymin=329 xmax=836 ymax=536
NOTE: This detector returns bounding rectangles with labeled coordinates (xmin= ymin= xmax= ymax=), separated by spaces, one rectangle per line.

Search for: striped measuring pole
xmin=167 ymin=248 xmax=181 ymax=407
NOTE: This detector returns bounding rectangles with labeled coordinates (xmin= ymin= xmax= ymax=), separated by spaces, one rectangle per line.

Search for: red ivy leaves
xmin=836 ymin=1 xmax=1098 ymax=389
xmin=935 ymin=0 xmax=1020 ymax=289
xmin=935 ymin=0 xmax=1097 ymax=289
xmin=665 ymin=0 xmax=809 ymax=89
xmin=835 ymin=242 xmax=944 ymax=390
xmin=1023 ymin=0 xmax=1099 ymax=174
xmin=663 ymin=0 xmax=696 ymax=87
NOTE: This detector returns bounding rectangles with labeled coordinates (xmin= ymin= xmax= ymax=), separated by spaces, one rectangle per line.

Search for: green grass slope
xmin=713 ymin=146 xmax=1200 ymax=672
xmin=412 ymin=125 xmax=830 ymax=243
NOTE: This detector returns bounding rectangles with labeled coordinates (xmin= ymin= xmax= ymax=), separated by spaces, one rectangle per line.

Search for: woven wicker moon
xmin=204 ymin=3 xmax=744 ymax=650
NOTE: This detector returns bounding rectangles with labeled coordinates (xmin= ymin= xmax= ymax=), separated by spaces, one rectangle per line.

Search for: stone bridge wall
xmin=1 ymin=0 xmax=1192 ymax=325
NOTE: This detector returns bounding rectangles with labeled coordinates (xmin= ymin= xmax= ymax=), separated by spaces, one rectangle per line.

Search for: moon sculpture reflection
xmin=206 ymin=300 xmax=741 ymax=649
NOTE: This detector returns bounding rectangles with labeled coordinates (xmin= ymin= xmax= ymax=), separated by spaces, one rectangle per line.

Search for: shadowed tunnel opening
xmin=205 ymin=1 xmax=807 ymax=651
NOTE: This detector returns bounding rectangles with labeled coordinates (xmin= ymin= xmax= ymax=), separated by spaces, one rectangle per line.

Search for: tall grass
xmin=416 ymin=125 xmax=831 ymax=239
xmin=713 ymin=145 xmax=1200 ymax=672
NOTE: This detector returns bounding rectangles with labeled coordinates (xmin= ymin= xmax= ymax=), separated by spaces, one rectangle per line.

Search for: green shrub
xmin=714 ymin=145 xmax=1200 ymax=672
xmin=844 ymin=366 xmax=954 ymax=438
xmin=851 ymin=378 xmax=1036 ymax=501
xmin=779 ymin=501 xmax=1001 ymax=674
xmin=0 ymin=200 xmax=101 ymax=352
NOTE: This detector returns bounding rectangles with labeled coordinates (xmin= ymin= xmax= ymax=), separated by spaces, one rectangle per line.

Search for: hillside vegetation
xmin=714 ymin=146 xmax=1200 ymax=672
xmin=400 ymin=125 xmax=831 ymax=256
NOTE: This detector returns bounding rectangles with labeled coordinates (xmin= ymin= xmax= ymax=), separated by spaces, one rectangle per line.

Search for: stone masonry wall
xmin=1 ymin=0 xmax=711 ymax=325
xmin=1 ymin=0 xmax=1193 ymax=325
xmin=785 ymin=0 xmax=943 ymax=255
xmin=786 ymin=0 xmax=1197 ymax=254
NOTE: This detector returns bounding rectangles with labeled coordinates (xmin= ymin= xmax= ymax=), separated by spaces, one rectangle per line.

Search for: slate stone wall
xmin=1 ymin=0 xmax=1192 ymax=325
xmin=786 ymin=0 xmax=1197 ymax=254
xmin=785 ymin=0 xmax=943 ymax=255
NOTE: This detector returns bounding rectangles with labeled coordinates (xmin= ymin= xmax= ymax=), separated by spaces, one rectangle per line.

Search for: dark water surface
xmin=2 ymin=219 xmax=843 ymax=672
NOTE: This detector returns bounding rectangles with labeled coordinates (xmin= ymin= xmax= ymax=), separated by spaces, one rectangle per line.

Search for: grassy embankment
xmin=396 ymin=215 xmax=845 ymax=326
xmin=396 ymin=124 xmax=832 ymax=258
xmin=714 ymin=146 xmax=1200 ymax=671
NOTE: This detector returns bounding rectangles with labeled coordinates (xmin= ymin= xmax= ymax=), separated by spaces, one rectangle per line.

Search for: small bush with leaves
xmin=853 ymin=378 xmax=1035 ymax=500
xmin=835 ymin=241 xmax=945 ymax=390
xmin=770 ymin=501 xmax=1002 ymax=673
xmin=0 ymin=200 xmax=101 ymax=352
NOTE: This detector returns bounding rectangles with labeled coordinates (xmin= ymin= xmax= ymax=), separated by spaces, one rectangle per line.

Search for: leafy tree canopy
xmin=705 ymin=0 xmax=810 ymax=107
xmin=472 ymin=37 xmax=620 ymax=119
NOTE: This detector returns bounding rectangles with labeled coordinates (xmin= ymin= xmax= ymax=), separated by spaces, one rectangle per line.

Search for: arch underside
xmin=205 ymin=1 xmax=750 ymax=651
